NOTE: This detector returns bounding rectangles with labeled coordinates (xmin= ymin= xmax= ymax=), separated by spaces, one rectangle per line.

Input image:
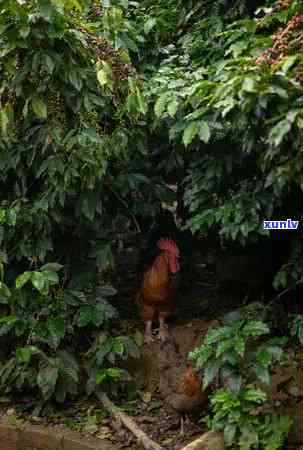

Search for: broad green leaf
xmin=69 ymin=70 xmax=82 ymax=91
xmin=40 ymin=263 xmax=63 ymax=272
xmin=0 ymin=315 xmax=17 ymax=326
xmin=268 ymin=120 xmax=291 ymax=147
xmin=135 ymin=87 xmax=147 ymax=114
xmin=243 ymin=321 xmax=269 ymax=337
xmin=224 ymin=424 xmax=237 ymax=446
xmin=77 ymin=307 xmax=94 ymax=327
xmin=144 ymin=18 xmax=156 ymax=34
xmin=281 ymin=55 xmax=298 ymax=75
xmin=167 ymin=100 xmax=179 ymax=117
xmin=0 ymin=281 xmax=11 ymax=299
xmin=32 ymin=97 xmax=47 ymax=119
xmin=242 ymin=77 xmax=255 ymax=92
xmin=203 ymin=360 xmax=220 ymax=389
xmin=37 ymin=364 xmax=59 ymax=400
xmin=253 ymin=365 xmax=271 ymax=385
xmin=0 ymin=109 xmax=9 ymax=135
xmin=183 ymin=122 xmax=198 ymax=147
xmin=234 ymin=337 xmax=245 ymax=357
xmin=19 ymin=26 xmax=30 ymax=38
xmin=226 ymin=373 xmax=242 ymax=395
xmin=44 ymin=54 xmax=55 ymax=74
xmin=47 ymin=317 xmax=65 ymax=349
xmin=97 ymin=69 xmax=108 ymax=86
xmin=16 ymin=346 xmax=40 ymax=363
xmin=15 ymin=272 xmax=31 ymax=289
xmin=41 ymin=270 xmax=59 ymax=284
xmin=31 ymin=272 xmax=46 ymax=293
xmin=242 ymin=387 xmax=266 ymax=403
xmin=154 ymin=92 xmax=170 ymax=118
xmin=198 ymin=121 xmax=210 ymax=143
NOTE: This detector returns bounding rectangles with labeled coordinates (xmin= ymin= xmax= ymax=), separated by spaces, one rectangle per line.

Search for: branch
xmin=105 ymin=183 xmax=141 ymax=233
xmin=99 ymin=392 xmax=163 ymax=450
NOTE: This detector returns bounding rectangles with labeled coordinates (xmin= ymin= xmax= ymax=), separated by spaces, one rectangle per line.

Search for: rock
xmin=0 ymin=421 xmax=117 ymax=450
xmin=181 ymin=431 xmax=225 ymax=450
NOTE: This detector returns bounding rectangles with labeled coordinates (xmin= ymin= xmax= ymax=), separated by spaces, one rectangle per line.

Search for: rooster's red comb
xmin=157 ymin=238 xmax=180 ymax=256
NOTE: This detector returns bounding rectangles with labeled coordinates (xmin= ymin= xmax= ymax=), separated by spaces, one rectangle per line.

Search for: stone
xmin=61 ymin=431 xmax=115 ymax=450
xmin=0 ymin=421 xmax=117 ymax=450
xmin=181 ymin=431 xmax=225 ymax=450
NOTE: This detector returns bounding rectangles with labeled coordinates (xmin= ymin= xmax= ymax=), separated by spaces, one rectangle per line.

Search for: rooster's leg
xmin=158 ymin=314 xmax=170 ymax=341
xmin=144 ymin=320 xmax=154 ymax=344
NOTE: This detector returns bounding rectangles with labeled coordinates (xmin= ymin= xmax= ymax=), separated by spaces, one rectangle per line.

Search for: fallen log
xmin=99 ymin=392 xmax=163 ymax=450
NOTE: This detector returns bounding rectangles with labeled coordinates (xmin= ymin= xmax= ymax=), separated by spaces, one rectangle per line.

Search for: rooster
xmin=136 ymin=237 xmax=181 ymax=344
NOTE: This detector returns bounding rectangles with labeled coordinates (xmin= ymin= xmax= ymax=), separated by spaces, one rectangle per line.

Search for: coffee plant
xmin=190 ymin=310 xmax=292 ymax=449
xmin=1 ymin=0 xmax=303 ymax=421
xmin=206 ymin=387 xmax=292 ymax=449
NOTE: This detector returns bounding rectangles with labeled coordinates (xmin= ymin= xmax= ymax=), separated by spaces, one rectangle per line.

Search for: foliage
xmin=189 ymin=310 xmax=287 ymax=393
xmin=0 ymin=0 xmax=168 ymax=270
xmin=206 ymin=387 xmax=292 ymax=450
xmin=290 ymin=314 xmax=303 ymax=344
xmin=143 ymin=0 xmax=303 ymax=289
xmin=0 ymin=262 xmax=138 ymax=406
xmin=1 ymin=0 xmax=303 ymax=415
xmin=190 ymin=309 xmax=291 ymax=449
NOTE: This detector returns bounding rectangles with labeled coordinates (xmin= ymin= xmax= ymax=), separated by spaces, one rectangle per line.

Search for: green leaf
xmin=242 ymin=387 xmax=266 ymax=403
xmin=69 ymin=70 xmax=82 ymax=91
xmin=47 ymin=317 xmax=66 ymax=349
xmin=224 ymin=424 xmax=237 ymax=446
xmin=167 ymin=100 xmax=179 ymax=117
xmin=37 ymin=364 xmax=59 ymax=400
xmin=183 ymin=122 xmax=199 ymax=147
xmin=113 ymin=338 xmax=124 ymax=356
xmin=266 ymin=85 xmax=288 ymax=99
xmin=242 ymin=77 xmax=255 ymax=93
xmin=268 ymin=119 xmax=291 ymax=147
xmin=40 ymin=263 xmax=63 ymax=272
xmin=154 ymin=92 xmax=170 ymax=118
xmin=32 ymin=97 xmax=47 ymax=119
xmin=203 ymin=360 xmax=220 ymax=389
xmin=0 ymin=281 xmax=11 ymax=299
xmin=41 ymin=271 xmax=59 ymax=284
xmin=77 ymin=307 xmax=94 ymax=327
xmin=243 ymin=321 xmax=269 ymax=337
xmin=198 ymin=121 xmax=210 ymax=143
xmin=97 ymin=61 xmax=113 ymax=90
xmin=0 ymin=315 xmax=17 ymax=326
xmin=44 ymin=54 xmax=55 ymax=74
xmin=280 ymin=55 xmax=298 ymax=75
xmin=0 ymin=109 xmax=9 ymax=135
xmin=96 ymin=367 xmax=123 ymax=384
xmin=31 ymin=272 xmax=46 ymax=293
xmin=135 ymin=87 xmax=147 ymax=115
xmin=144 ymin=18 xmax=156 ymax=34
xmin=19 ymin=26 xmax=30 ymax=39
xmin=16 ymin=346 xmax=40 ymax=363
xmin=227 ymin=372 xmax=242 ymax=395
xmin=253 ymin=365 xmax=271 ymax=385
xmin=15 ymin=272 xmax=31 ymax=289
